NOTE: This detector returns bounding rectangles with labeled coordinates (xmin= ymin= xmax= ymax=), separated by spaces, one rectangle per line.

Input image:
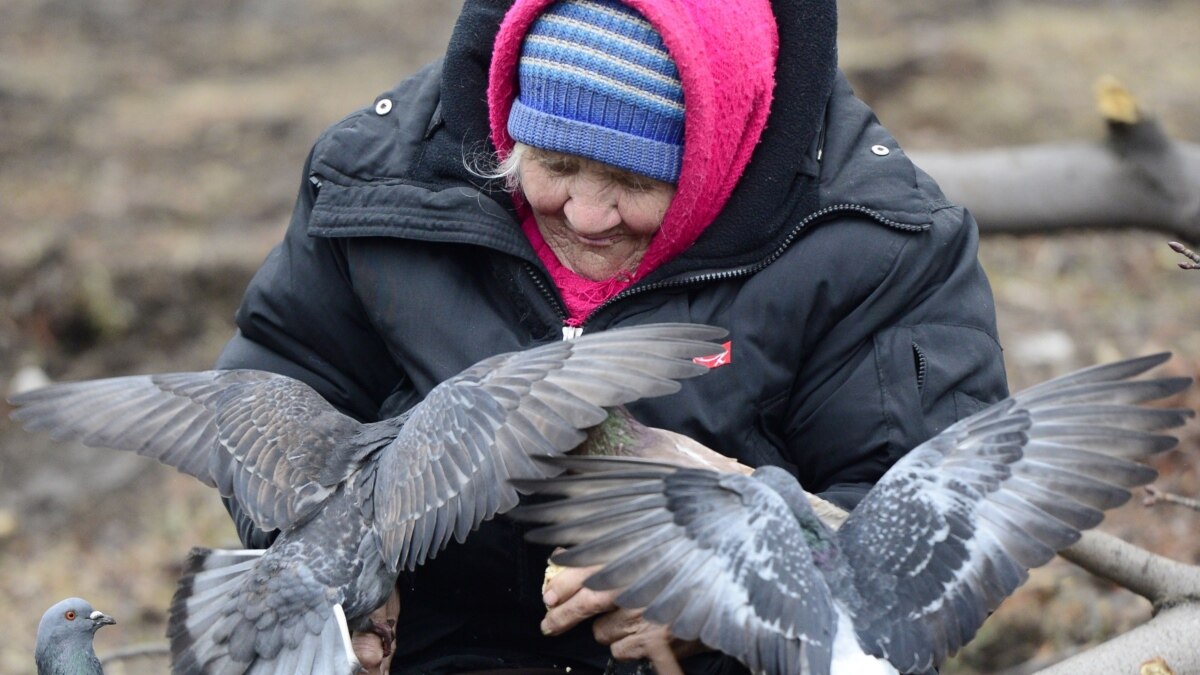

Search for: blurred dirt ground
xmin=1 ymin=0 xmax=1198 ymax=673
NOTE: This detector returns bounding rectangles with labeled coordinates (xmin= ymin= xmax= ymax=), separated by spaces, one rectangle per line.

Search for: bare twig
xmin=1168 ymin=241 xmax=1200 ymax=270
xmin=99 ymin=641 xmax=171 ymax=665
xmin=1143 ymin=485 xmax=1200 ymax=513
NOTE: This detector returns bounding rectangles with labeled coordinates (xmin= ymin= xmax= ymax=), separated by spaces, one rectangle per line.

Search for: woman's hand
xmin=540 ymin=563 xmax=619 ymax=635
xmin=541 ymin=561 xmax=706 ymax=673
xmin=351 ymin=588 xmax=400 ymax=674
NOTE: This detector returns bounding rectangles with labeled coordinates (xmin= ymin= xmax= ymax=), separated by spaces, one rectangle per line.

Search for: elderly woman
xmin=218 ymin=0 xmax=1009 ymax=672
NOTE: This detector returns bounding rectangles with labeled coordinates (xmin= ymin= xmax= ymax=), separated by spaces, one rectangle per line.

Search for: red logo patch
xmin=693 ymin=341 xmax=732 ymax=369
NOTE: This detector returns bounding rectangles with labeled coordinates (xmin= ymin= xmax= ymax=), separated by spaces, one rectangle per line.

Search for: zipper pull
xmin=561 ymin=325 xmax=584 ymax=341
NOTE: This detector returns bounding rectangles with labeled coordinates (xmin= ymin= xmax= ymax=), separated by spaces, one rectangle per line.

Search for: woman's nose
xmin=563 ymin=190 xmax=621 ymax=234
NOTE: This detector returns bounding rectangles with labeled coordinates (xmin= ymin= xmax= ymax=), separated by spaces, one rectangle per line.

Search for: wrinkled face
xmin=519 ymin=147 xmax=675 ymax=281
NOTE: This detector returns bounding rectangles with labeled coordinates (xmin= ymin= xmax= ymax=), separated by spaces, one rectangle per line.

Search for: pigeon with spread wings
xmin=514 ymin=353 xmax=1192 ymax=675
xmin=9 ymin=323 xmax=726 ymax=674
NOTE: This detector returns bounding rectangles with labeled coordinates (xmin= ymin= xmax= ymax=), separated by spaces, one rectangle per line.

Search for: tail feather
xmin=289 ymin=630 xmax=319 ymax=674
xmin=169 ymin=548 xmax=263 ymax=674
xmin=168 ymin=547 xmax=360 ymax=675
xmin=245 ymin=605 xmax=359 ymax=674
xmin=325 ymin=605 xmax=362 ymax=674
xmin=184 ymin=559 xmax=263 ymax=597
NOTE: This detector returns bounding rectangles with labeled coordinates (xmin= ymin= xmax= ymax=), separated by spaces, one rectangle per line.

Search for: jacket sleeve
xmin=215 ymin=148 xmax=406 ymax=547
xmin=789 ymin=204 xmax=1009 ymax=511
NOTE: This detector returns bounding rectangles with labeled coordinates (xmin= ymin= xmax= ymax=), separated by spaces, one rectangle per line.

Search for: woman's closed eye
xmin=611 ymin=171 xmax=661 ymax=193
xmin=537 ymin=153 xmax=581 ymax=177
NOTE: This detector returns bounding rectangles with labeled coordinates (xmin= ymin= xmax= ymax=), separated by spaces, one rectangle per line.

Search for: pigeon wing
xmin=515 ymin=457 xmax=837 ymax=675
xmin=837 ymin=353 xmax=1192 ymax=672
xmin=9 ymin=369 xmax=365 ymax=532
xmin=371 ymin=323 xmax=726 ymax=573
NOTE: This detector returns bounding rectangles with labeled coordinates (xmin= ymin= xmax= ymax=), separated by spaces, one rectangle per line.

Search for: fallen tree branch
xmin=1058 ymin=530 xmax=1200 ymax=610
xmin=909 ymin=139 xmax=1200 ymax=241
xmin=907 ymin=78 xmax=1200 ymax=242
xmin=1033 ymin=605 xmax=1200 ymax=675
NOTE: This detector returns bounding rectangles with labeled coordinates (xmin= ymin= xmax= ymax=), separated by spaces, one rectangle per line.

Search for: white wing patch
xmin=333 ymin=604 xmax=360 ymax=672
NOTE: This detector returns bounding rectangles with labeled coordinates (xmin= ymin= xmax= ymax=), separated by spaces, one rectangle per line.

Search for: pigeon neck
xmin=36 ymin=644 xmax=103 ymax=675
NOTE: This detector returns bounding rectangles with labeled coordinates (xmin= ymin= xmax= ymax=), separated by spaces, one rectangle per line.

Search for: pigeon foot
xmin=369 ymin=618 xmax=396 ymax=659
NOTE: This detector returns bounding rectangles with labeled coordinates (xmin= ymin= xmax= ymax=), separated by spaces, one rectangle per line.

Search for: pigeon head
xmin=38 ymin=597 xmax=116 ymax=636
xmin=35 ymin=597 xmax=114 ymax=675
xmin=753 ymin=465 xmax=821 ymax=523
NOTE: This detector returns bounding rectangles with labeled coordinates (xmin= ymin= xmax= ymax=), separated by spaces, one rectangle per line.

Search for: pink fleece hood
xmin=488 ymin=0 xmax=779 ymax=322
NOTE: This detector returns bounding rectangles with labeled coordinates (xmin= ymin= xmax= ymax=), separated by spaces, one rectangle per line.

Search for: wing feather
xmin=514 ymin=457 xmax=837 ymax=675
xmin=372 ymin=324 xmax=727 ymax=573
xmin=9 ymin=370 xmax=367 ymax=532
xmin=839 ymin=353 xmax=1192 ymax=672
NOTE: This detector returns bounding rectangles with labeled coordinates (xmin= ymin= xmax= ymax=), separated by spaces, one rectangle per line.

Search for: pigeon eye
xmin=64 ymin=610 xmax=76 ymax=621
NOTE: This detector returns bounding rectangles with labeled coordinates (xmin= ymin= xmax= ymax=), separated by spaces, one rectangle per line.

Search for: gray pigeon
xmin=9 ymin=323 xmax=726 ymax=674
xmin=515 ymin=353 xmax=1193 ymax=675
xmin=35 ymin=597 xmax=115 ymax=675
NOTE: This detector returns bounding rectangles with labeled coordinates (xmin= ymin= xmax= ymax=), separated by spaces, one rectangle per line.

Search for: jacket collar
xmin=645 ymin=72 xmax=933 ymax=281
xmin=815 ymin=74 xmax=935 ymax=228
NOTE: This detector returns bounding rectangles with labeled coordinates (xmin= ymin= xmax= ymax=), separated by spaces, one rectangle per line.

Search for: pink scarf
xmin=489 ymin=0 xmax=779 ymax=325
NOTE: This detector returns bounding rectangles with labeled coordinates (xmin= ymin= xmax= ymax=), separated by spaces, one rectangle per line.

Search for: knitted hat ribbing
xmin=507 ymin=0 xmax=684 ymax=183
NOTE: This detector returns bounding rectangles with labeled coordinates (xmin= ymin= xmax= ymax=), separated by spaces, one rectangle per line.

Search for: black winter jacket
xmin=216 ymin=0 xmax=1008 ymax=671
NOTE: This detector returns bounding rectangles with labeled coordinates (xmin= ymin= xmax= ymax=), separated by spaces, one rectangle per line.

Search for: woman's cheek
xmin=523 ymin=183 xmax=567 ymax=216
xmin=622 ymin=196 xmax=671 ymax=235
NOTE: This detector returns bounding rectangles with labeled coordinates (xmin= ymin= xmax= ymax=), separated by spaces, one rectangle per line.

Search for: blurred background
xmin=0 ymin=0 xmax=1197 ymax=672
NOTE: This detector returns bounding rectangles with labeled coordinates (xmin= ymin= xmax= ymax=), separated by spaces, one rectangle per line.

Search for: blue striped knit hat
xmin=507 ymin=0 xmax=685 ymax=184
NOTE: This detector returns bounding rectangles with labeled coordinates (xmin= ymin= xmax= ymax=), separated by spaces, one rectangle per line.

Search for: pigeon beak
xmin=89 ymin=610 xmax=116 ymax=627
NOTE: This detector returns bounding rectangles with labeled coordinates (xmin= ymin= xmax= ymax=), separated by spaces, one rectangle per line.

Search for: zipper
xmin=582 ymin=204 xmax=926 ymax=323
xmin=523 ymin=262 xmax=573 ymax=338
xmin=815 ymin=101 xmax=830 ymax=163
xmin=522 ymin=203 xmax=923 ymax=338
xmin=912 ymin=341 xmax=927 ymax=394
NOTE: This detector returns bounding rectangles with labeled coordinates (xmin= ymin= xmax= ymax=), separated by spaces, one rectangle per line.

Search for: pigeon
xmin=35 ymin=597 xmax=116 ymax=675
xmin=9 ymin=323 xmax=726 ymax=674
xmin=514 ymin=353 xmax=1193 ymax=675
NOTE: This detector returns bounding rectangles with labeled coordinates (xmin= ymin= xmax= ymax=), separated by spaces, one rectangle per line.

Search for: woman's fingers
xmin=540 ymin=562 xmax=619 ymax=635
xmin=595 ymin=608 xmax=705 ymax=670
xmin=540 ymin=556 xmax=705 ymax=669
